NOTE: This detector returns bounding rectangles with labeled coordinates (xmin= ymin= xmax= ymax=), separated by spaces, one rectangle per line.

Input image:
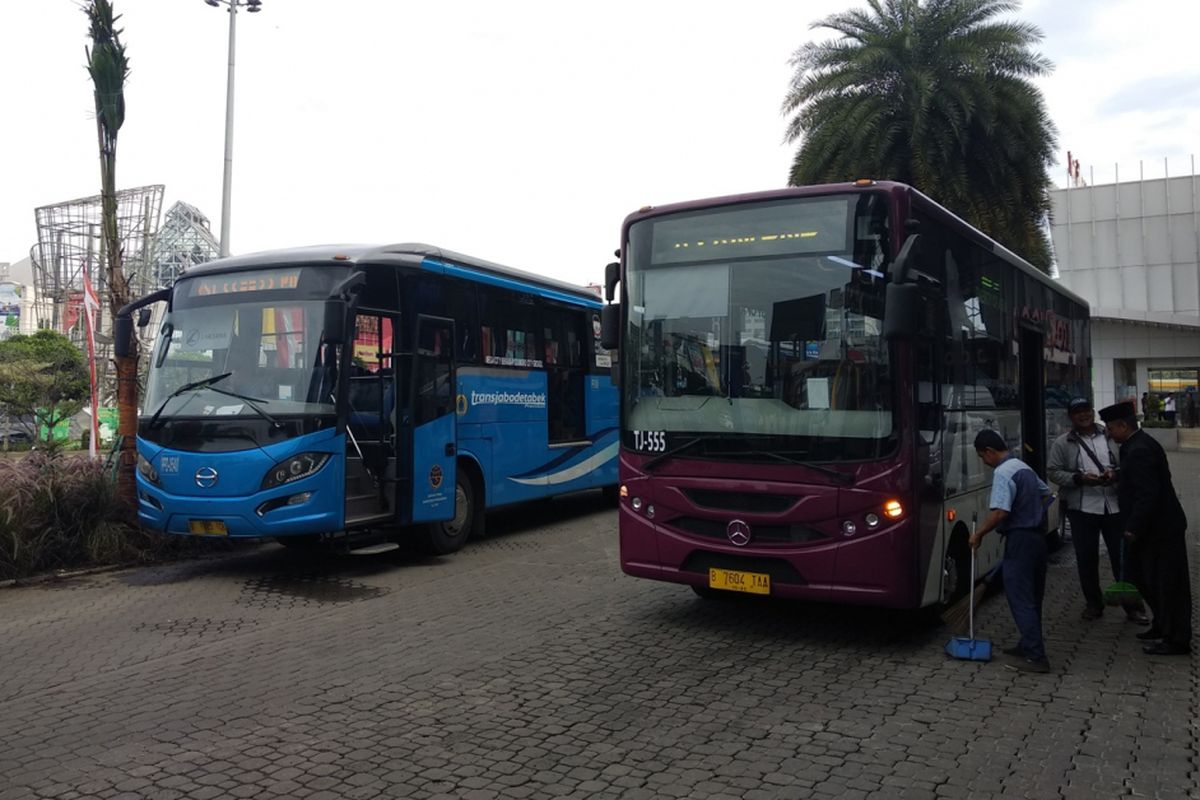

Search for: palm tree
xmin=783 ymin=0 xmax=1057 ymax=270
xmin=85 ymin=0 xmax=137 ymax=510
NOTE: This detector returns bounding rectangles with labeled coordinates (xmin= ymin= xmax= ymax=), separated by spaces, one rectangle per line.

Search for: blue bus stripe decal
xmin=508 ymin=428 xmax=618 ymax=479
xmin=509 ymin=443 xmax=618 ymax=486
xmin=420 ymin=258 xmax=602 ymax=308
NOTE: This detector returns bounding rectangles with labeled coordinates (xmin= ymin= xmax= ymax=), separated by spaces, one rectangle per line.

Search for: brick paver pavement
xmin=1 ymin=453 xmax=1197 ymax=800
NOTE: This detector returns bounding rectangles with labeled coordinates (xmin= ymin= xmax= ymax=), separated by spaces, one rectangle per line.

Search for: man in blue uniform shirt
xmin=969 ymin=429 xmax=1053 ymax=673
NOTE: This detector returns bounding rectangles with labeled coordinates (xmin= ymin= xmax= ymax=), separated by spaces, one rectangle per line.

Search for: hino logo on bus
xmin=194 ymin=467 xmax=219 ymax=489
xmin=727 ymin=519 xmax=751 ymax=547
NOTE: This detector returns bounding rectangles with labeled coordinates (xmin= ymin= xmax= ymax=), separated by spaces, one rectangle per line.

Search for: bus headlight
xmin=137 ymin=453 xmax=160 ymax=485
xmin=262 ymin=452 xmax=331 ymax=489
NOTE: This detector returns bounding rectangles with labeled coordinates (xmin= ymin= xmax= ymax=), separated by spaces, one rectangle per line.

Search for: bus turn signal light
xmin=947 ymin=509 xmax=957 ymax=522
xmin=884 ymin=500 xmax=904 ymax=519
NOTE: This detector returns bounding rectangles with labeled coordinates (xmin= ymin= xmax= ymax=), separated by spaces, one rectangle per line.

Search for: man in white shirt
xmin=1047 ymin=398 xmax=1149 ymax=623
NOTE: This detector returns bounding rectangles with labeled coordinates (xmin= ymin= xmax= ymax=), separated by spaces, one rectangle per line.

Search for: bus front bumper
xmin=137 ymin=477 xmax=342 ymax=539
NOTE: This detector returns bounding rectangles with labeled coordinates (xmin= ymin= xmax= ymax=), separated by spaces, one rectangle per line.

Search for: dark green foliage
xmin=0 ymin=330 xmax=90 ymax=449
xmin=783 ymin=0 xmax=1057 ymax=269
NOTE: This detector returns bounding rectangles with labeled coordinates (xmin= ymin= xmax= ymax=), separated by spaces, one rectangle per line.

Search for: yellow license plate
xmin=188 ymin=520 xmax=228 ymax=536
xmin=709 ymin=567 xmax=770 ymax=595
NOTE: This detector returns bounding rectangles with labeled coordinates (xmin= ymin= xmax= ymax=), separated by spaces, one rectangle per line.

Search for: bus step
xmin=348 ymin=542 xmax=400 ymax=556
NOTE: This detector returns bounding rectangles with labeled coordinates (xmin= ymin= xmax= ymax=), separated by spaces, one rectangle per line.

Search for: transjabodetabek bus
xmin=598 ymin=182 xmax=1088 ymax=607
xmin=117 ymin=244 xmax=618 ymax=553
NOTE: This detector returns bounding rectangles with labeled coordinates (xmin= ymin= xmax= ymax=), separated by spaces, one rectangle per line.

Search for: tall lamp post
xmin=204 ymin=0 xmax=262 ymax=257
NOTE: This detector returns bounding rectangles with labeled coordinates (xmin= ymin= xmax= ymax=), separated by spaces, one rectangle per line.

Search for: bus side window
xmin=544 ymin=307 xmax=585 ymax=443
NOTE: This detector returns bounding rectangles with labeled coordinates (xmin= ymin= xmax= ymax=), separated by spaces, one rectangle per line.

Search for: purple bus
xmin=599 ymin=181 xmax=1089 ymax=608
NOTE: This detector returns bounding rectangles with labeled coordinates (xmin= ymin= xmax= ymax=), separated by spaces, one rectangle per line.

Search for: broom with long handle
xmin=940 ymin=515 xmax=993 ymax=634
xmin=944 ymin=516 xmax=993 ymax=661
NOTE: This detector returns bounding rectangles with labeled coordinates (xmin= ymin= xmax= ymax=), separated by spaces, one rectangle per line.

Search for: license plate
xmin=188 ymin=520 xmax=228 ymax=536
xmin=708 ymin=567 xmax=770 ymax=595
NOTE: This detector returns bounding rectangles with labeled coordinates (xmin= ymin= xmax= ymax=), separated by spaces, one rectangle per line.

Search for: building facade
xmin=1049 ymin=171 xmax=1200 ymax=420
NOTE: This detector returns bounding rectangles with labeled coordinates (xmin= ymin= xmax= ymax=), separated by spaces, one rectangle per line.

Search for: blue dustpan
xmin=945 ymin=634 xmax=992 ymax=661
xmin=946 ymin=525 xmax=992 ymax=662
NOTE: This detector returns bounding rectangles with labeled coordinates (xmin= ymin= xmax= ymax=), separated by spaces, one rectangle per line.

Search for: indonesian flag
xmin=81 ymin=265 xmax=101 ymax=460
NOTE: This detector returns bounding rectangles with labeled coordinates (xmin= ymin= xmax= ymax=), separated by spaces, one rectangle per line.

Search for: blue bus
xmin=118 ymin=244 xmax=618 ymax=553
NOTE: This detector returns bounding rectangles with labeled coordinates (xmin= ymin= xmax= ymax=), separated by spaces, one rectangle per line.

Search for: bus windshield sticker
xmin=188 ymin=268 xmax=302 ymax=298
xmin=179 ymin=307 xmax=234 ymax=352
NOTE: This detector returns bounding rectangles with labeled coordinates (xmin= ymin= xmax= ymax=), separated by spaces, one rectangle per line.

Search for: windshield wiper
xmin=146 ymin=372 xmax=233 ymax=430
xmin=735 ymin=449 xmax=854 ymax=485
xmin=144 ymin=373 xmax=283 ymax=431
xmin=642 ymin=435 xmax=724 ymax=472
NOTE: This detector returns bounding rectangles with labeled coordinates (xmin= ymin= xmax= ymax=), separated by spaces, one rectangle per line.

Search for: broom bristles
xmin=941 ymin=582 xmax=987 ymax=635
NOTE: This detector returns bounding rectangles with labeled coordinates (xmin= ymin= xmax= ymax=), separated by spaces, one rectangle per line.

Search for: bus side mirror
xmin=888 ymin=231 xmax=921 ymax=284
xmin=604 ymin=261 xmax=619 ymax=303
xmin=323 ymin=299 xmax=346 ymax=345
xmin=882 ymin=282 xmax=922 ymax=341
xmin=137 ymin=308 xmax=153 ymax=327
xmin=600 ymin=304 xmax=620 ymax=351
xmin=114 ymin=314 xmax=133 ymax=359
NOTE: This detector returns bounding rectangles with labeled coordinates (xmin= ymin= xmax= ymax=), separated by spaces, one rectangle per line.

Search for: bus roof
xmin=179 ymin=242 xmax=602 ymax=305
xmin=621 ymin=181 xmax=1088 ymax=311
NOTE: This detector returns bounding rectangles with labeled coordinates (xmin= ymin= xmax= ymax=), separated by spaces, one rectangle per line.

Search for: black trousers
xmin=1067 ymin=510 xmax=1143 ymax=612
xmin=1137 ymin=533 xmax=1193 ymax=646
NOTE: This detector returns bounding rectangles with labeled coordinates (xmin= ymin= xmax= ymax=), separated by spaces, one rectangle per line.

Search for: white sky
xmin=2 ymin=0 xmax=1198 ymax=287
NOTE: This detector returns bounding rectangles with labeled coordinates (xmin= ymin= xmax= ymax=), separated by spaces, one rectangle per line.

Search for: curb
xmin=0 ymin=560 xmax=140 ymax=590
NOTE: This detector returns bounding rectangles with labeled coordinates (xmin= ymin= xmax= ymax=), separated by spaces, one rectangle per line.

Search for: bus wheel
xmin=423 ymin=473 xmax=475 ymax=555
xmin=942 ymin=535 xmax=971 ymax=602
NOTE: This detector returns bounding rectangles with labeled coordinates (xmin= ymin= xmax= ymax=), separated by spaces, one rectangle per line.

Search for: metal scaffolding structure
xmin=30 ymin=185 xmax=164 ymax=401
xmin=151 ymin=201 xmax=221 ymax=286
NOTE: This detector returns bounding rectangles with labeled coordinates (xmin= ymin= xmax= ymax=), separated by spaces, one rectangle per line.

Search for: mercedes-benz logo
xmin=195 ymin=466 xmax=219 ymax=489
xmin=727 ymin=519 xmax=751 ymax=547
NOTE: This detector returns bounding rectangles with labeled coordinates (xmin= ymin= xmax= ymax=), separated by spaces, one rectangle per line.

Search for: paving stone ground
xmin=1 ymin=453 xmax=1198 ymax=800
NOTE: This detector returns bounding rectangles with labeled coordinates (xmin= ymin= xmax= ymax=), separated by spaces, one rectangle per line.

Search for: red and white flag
xmin=81 ymin=264 xmax=101 ymax=460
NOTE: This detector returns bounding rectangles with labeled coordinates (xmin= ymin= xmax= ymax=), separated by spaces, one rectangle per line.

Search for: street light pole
xmin=219 ymin=0 xmax=237 ymax=257
xmin=205 ymin=0 xmax=262 ymax=258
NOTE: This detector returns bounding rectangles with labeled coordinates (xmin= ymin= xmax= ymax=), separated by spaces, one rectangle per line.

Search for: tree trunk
xmin=114 ymin=350 xmax=138 ymax=510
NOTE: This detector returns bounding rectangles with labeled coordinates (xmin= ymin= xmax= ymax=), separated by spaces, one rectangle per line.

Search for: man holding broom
xmin=969 ymin=429 xmax=1054 ymax=673
xmin=1099 ymin=401 xmax=1192 ymax=656
xmin=1047 ymin=398 xmax=1149 ymax=624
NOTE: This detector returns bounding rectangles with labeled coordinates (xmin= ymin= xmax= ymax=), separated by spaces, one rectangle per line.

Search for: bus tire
xmin=942 ymin=528 xmax=971 ymax=602
xmin=423 ymin=472 xmax=476 ymax=555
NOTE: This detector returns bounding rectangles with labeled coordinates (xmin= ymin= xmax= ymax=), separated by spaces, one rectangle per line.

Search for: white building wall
xmin=1050 ymin=173 xmax=1200 ymax=409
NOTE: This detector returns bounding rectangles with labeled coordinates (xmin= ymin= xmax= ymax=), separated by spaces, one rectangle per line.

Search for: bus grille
xmin=682 ymin=489 xmax=800 ymax=514
xmin=671 ymin=517 xmax=824 ymax=544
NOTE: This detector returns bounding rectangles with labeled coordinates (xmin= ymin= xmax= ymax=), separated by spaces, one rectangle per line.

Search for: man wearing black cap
xmin=1047 ymin=397 xmax=1148 ymax=623
xmin=1099 ymin=400 xmax=1192 ymax=655
xmin=969 ymin=429 xmax=1054 ymax=672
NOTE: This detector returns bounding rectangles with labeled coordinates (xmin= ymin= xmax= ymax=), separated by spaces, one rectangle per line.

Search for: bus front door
xmin=409 ymin=315 xmax=458 ymax=524
xmin=344 ymin=311 xmax=398 ymax=528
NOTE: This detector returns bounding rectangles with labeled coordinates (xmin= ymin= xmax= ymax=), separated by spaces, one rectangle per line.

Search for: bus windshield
xmin=144 ymin=268 xmax=341 ymax=421
xmin=623 ymin=192 xmax=895 ymax=461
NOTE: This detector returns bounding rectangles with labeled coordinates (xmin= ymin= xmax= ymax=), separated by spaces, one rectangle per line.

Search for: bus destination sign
xmin=188 ymin=269 xmax=302 ymax=298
